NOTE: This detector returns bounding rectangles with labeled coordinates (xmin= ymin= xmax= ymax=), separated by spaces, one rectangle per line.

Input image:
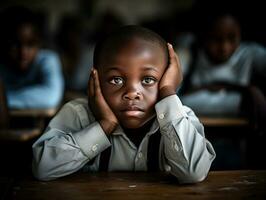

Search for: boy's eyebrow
xmin=104 ymin=66 xmax=159 ymax=72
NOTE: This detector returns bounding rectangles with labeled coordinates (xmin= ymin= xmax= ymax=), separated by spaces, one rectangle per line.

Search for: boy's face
xmin=98 ymin=38 xmax=167 ymax=129
xmin=204 ymin=15 xmax=241 ymax=64
xmin=7 ymin=23 xmax=39 ymax=72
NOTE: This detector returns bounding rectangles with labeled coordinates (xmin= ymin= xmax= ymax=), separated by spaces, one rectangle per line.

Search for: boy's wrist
xmin=159 ymin=86 xmax=176 ymax=100
xmin=99 ymin=119 xmax=118 ymax=135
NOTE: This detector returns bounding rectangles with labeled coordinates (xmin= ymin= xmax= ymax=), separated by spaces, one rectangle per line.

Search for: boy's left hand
xmin=159 ymin=43 xmax=183 ymax=99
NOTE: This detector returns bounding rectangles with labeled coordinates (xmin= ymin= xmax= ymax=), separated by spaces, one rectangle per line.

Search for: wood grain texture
xmin=6 ymin=170 xmax=266 ymax=200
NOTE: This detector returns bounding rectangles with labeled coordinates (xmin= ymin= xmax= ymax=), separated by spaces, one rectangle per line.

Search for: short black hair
xmin=93 ymin=25 xmax=168 ymax=68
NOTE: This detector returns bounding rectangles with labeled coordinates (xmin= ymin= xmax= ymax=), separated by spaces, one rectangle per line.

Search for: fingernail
xmin=90 ymin=69 xmax=94 ymax=76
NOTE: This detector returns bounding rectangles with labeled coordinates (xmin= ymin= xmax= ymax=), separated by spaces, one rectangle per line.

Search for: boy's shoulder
xmin=64 ymin=98 xmax=88 ymax=110
xmin=49 ymin=98 xmax=93 ymax=129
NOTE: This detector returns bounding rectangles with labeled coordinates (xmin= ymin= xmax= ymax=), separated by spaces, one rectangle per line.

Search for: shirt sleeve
xmin=155 ymin=95 xmax=216 ymax=183
xmin=32 ymin=102 xmax=111 ymax=181
xmin=7 ymin=51 xmax=64 ymax=109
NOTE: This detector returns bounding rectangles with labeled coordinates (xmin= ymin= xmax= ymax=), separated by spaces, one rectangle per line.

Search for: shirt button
xmin=165 ymin=164 xmax=171 ymax=172
xmin=173 ymin=141 xmax=179 ymax=152
xmin=138 ymin=152 xmax=143 ymax=158
xmin=158 ymin=113 xmax=165 ymax=119
xmin=91 ymin=144 xmax=98 ymax=152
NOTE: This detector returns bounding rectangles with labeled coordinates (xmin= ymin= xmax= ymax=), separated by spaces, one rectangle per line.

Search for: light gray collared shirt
xmin=32 ymin=95 xmax=215 ymax=183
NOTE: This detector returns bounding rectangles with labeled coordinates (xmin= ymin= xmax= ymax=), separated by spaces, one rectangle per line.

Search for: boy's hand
xmin=88 ymin=69 xmax=118 ymax=135
xmin=159 ymin=43 xmax=183 ymax=99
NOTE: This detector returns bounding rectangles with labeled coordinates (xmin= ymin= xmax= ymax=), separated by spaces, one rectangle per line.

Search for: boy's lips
xmin=120 ymin=105 xmax=144 ymax=117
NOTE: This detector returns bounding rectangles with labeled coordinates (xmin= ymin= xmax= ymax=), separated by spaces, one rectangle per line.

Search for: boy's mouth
xmin=121 ymin=106 xmax=144 ymax=117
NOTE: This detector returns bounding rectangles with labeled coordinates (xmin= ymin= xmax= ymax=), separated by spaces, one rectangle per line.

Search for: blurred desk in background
xmin=0 ymin=128 xmax=41 ymax=142
xmin=2 ymin=170 xmax=266 ymax=200
xmin=0 ymin=108 xmax=58 ymax=142
xmin=199 ymin=116 xmax=249 ymax=127
xmin=10 ymin=107 xmax=58 ymax=129
xmin=10 ymin=108 xmax=58 ymax=118
xmin=198 ymin=116 xmax=264 ymax=170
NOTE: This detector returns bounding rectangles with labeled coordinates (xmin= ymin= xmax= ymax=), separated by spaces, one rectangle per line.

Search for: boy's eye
xmin=110 ymin=77 xmax=124 ymax=85
xmin=142 ymin=77 xmax=156 ymax=85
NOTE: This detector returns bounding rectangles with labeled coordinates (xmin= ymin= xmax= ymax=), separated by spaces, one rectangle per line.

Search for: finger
xmin=167 ymin=43 xmax=181 ymax=68
xmin=167 ymin=43 xmax=176 ymax=64
xmin=168 ymin=44 xmax=182 ymax=74
xmin=88 ymin=69 xmax=94 ymax=97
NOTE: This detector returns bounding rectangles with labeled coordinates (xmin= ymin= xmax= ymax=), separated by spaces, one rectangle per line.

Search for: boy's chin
xmin=121 ymin=120 xmax=144 ymax=129
xmin=120 ymin=117 xmax=154 ymax=130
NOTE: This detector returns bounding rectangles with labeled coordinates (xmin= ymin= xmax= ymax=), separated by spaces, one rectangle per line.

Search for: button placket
xmin=138 ymin=152 xmax=143 ymax=158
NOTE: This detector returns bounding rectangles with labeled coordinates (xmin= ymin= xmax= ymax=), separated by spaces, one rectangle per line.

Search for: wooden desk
xmin=0 ymin=108 xmax=58 ymax=142
xmin=199 ymin=116 xmax=249 ymax=127
xmin=10 ymin=108 xmax=58 ymax=118
xmin=0 ymin=128 xmax=41 ymax=142
xmin=4 ymin=170 xmax=266 ymax=200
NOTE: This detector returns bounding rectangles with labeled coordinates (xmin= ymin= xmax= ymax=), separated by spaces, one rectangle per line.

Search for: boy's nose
xmin=123 ymin=91 xmax=141 ymax=100
xmin=123 ymin=85 xmax=141 ymax=100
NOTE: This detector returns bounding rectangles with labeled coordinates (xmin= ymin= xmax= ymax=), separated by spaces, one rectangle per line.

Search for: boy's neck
xmin=123 ymin=117 xmax=155 ymax=148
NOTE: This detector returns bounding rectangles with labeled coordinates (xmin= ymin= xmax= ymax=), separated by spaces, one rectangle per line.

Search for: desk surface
xmin=199 ymin=116 xmax=249 ymax=127
xmin=10 ymin=108 xmax=58 ymax=118
xmin=4 ymin=170 xmax=266 ymax=200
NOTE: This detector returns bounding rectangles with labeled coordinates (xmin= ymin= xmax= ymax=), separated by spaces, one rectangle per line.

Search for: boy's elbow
xmin=32 ymin=156 xmax=59 ymax=181
xmin=33 ymin=171 xmax=52 ymax=181
xmin=169 ymin=165 xmax=209 ymax=184
xmin=178 ymin=170 xmax=208 ymax=184
xmin=32 ymin=163 xmax=56 ymax=181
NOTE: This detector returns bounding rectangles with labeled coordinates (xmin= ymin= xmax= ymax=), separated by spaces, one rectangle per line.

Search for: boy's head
xmin=201 ymin=14 xmax=241 ymax=64
xmin=0 ymin=6 xmax=41 ymax=72
xmin=93 ymin=25 xmax=169 ymax=129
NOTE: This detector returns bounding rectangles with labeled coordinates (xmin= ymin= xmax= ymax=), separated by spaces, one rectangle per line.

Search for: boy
xmin=0 ymin=6 xmax=64 ymax=109
xmin=32 ymin=26 xmax=215 ymax=183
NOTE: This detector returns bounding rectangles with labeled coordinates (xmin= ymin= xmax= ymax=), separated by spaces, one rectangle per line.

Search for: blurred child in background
xmin=0 ymin=6 xmax=64 ymax=109
xmin=179 ymin=12 xmax=266 ymax=134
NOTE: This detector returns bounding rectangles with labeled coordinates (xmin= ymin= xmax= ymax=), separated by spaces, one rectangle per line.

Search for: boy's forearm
xmin=32 ymin=101 xmax=112 ymax=180
xmin=155 ymin=95 xmax=216 ymax=183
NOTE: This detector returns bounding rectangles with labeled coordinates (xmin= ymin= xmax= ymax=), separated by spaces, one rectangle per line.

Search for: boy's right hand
xmin=88 ymin=68 xmax=119 ymax=135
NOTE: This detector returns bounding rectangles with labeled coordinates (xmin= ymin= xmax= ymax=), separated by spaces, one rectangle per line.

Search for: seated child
xmin=32 ymin=25 xmax=215 ymax=183
xmin=179 ymin=13 xmax=266 ymax=118
xmin=0 ymin=6 xmax=64 ymax=109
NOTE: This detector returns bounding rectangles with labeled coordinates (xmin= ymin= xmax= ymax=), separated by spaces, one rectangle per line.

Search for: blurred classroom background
xmin=0 ymin=0 xmax=265 ymax=176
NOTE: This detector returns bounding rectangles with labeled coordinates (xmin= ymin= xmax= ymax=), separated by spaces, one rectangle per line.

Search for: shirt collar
xmin=112 ymin=119 xmax=159 ymax=136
